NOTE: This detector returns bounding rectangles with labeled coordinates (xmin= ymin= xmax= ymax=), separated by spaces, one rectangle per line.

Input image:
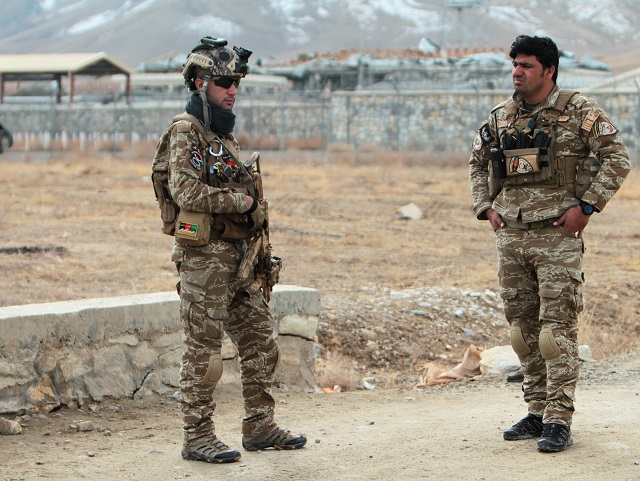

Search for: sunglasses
xmin=212 ymin=77 xmax=241 ymax=89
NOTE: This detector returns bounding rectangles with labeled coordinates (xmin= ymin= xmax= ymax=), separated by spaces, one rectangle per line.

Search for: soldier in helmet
xmin=154 ymin=36 xmax=306 ymax=464
xmin=469 ymin=35 xmax=630 ymax=453
xmin=0 ymin=122 xmax=13 ymax=154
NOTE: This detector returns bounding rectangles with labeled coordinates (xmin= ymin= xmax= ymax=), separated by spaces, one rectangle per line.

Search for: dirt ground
xmin=1 ymin=353 xmax=639 ymax=481
xmin=1 ymin=149 xmax=639 ymax=480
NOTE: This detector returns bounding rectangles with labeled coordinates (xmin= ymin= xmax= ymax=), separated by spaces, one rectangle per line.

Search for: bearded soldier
xmin=152 ymin=36 xmax=306 ymax=464
xmin=469 ymin=35 xmax=630 ymax=453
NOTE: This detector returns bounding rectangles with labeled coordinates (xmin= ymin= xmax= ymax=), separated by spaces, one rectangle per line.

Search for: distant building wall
xmin=0 ymin=89 xmax=638 ymax=156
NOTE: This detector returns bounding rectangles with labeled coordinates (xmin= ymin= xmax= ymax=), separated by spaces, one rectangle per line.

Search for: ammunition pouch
xmin=152 ymin=172 xmax=180 ymax=236
xmin=174 ymin=210 xmax=211 ymax=246
xmin=488 ymin=148 xmax=506 ymax=199
xmin=502 ymin=147 xmax=555 ymax=187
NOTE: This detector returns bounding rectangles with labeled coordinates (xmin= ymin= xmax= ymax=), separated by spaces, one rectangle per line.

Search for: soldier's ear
xmin=544 ymin=65 xmax=555 ymax=81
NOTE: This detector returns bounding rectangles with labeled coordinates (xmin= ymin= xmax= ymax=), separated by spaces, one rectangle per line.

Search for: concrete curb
xmin=0 ymin=285 xmax=321 ymax=413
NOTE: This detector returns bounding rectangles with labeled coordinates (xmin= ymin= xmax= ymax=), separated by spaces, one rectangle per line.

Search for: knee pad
xmin=539 ymin=328 xmax=562 ymax=360
xmin=510 ymin=326 xmax=532 ymax=356
xmin=203 ymin=354 xmax=223 ymax=385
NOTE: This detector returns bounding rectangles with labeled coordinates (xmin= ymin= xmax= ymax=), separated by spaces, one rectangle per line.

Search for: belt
xmin=505 ymin=217 xmax=558 ymax=230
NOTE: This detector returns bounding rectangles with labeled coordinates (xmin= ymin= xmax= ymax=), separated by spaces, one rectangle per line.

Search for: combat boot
xmin=242 ymin=427 xmax=307 ymax=451
xmin=503 ymin=413 xmax=544 ymax=440
xmin=537 ymin=423 xmax=573 ymax=452
xmin=182 ymin=436 xmax=241 ymax=463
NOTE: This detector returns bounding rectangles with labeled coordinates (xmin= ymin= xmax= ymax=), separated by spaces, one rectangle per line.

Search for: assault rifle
xmin=237 ymin=152 xmax=282 ymax=302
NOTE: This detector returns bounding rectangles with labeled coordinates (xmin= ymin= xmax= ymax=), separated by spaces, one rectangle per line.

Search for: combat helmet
xmin=182 ymin=36 xmax=252 ymax=133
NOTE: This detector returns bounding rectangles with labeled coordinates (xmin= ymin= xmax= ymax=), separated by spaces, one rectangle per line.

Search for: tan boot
xmin=242 ymin=427 xmax=307 ymax=451
xmin=182 ymin=436 xmax=241 ymax=463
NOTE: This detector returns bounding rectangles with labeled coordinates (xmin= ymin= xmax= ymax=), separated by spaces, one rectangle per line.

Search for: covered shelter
xmin=0 ymin=52 xmax=132 ymax=103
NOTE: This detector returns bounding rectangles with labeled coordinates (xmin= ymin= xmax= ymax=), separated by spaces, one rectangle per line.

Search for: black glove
xmin=243 ymin=198 xmax=267 ymax=231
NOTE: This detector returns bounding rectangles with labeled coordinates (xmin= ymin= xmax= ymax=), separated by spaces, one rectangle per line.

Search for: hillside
xmin=0 ymin=0 xmax=639 ymax=72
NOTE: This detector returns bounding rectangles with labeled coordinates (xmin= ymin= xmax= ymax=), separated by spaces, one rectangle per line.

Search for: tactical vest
xmin=152 ymin=113 xmax=256 ymax=240
xmin=497 ymin=89 xmax=579 ymax=191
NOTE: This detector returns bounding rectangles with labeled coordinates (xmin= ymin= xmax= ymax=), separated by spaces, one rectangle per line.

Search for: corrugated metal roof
xmin=0 ymin=52 xmax=132 ymax=77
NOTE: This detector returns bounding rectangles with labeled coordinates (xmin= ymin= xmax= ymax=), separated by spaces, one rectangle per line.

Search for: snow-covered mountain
xmin=1 ymin=0 xmax=639 ymax=72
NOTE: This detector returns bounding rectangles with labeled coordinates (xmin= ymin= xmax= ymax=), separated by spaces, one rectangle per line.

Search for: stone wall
xmin=0 ymin=285 xmax=321 ymax=414
xmin=1 ymin=89 xmax=637 ymax=156
xmin=329 ymin=89 xmax=640 ymax=152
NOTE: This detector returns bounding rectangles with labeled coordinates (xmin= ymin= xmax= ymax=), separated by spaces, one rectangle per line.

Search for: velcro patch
xmin=189 ymin=150 xmax=204 ymax=171
xmin=473 ymin=123 xmax=492 ymax=151
xmin=510 ymin=155 xmax=534 ymax=174
xmin=472 ymin=132 xmax=483 ymax=151
xmin=480 ymin=123 xmax=493 ymax=143
xmin=592 ymin=121 xmax=617 ymax=138
xmin=581 ymin=110 xmax=599 ymax=132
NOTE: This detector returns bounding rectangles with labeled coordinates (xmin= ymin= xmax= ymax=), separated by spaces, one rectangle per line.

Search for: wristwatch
xmin=579 ymin=200 xmax=595 ymax=216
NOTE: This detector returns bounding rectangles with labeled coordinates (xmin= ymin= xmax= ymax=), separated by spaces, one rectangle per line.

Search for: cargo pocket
xmin=179 ymin=288 xmax=205 ymax=337
xmin=539 ymin=277 xmax=580 ymax=322
xmin=499 ymin=287 xmax=519 ymax=319
xmin=539 ymin=286 xmax=562 ymax=319
xmin=568 ymin=268 xmax=584 ymax=315
xmin=205 ymin=299 xmax=229 ymax=322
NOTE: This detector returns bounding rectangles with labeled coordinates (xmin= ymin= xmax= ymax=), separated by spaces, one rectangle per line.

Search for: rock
xmin=396 ymin=203 xmax=422 ymax=220
xmin=579 ymin=345 xmax=593 ymax=361
xmin=278 ymin=314 xmax=319 ymax=341
xmin=479 ymin=345 xmax=520 ymax=375
xmin=76 ymin=421 xmax=94 ymax=432
xmin=0 ymin=417 xmax=22 ymax=435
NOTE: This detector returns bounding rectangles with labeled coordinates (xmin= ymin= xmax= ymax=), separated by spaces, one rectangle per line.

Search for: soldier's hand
xmin=486 ymin=208 xmax=505 ymax=233
xmin=243 ymin=198 xmax=267 ymax=231
xmin=245 ymin=195 xmax=254 ymax=211
xmin=553 ymin=206 xmax=590 ymax=238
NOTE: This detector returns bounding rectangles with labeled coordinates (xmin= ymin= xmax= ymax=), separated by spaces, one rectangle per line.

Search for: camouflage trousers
xmin=497 ymin=225 xmax=584 ymax=426
xmin=172 ymin=239 xmax=279 ymax=445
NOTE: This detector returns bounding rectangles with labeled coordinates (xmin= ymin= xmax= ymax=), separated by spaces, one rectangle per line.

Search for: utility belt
xmin=505 ymin=217 xmax=558 ymax=230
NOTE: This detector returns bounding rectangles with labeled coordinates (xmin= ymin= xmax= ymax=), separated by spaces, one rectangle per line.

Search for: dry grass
xmin=0 ymin=148 xmax=638 ymax=362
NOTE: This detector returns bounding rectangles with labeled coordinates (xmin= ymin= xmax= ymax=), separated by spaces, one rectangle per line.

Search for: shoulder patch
xmin=472 ymin=132 xmax=483 ymax=151
xmin=581 ymin=110 xmax=599 ymax=132
xmin=480 ymin=123 xmax=493 ymax=143
xmin=473 ymin=123 xmax=492 ymax=151
xmin=592 ymin=121 xmax=617 ymax=138
xmin=189 ymin=150 xmax=204 ymax=171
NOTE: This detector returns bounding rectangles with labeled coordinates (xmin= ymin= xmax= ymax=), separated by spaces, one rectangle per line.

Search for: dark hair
xmin=509 ymin=35 xmax=559 ymax=83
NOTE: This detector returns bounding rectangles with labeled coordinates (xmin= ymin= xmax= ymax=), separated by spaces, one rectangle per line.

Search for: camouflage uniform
xmin=167 ymin=120 xmax=279 ymax=445
xmin=469 ymin=84 xmax=631 ymax=426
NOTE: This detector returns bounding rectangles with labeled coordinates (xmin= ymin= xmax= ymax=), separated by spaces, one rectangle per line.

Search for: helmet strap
xmin=199 ymin=76 xmax=212 ymax=134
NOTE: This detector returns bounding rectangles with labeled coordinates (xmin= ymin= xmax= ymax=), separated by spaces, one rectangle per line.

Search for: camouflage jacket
xmin=469 ymin=84 xmax=631 ymax=222
xmin=167 ymin=119 xmax=249 ymax=217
